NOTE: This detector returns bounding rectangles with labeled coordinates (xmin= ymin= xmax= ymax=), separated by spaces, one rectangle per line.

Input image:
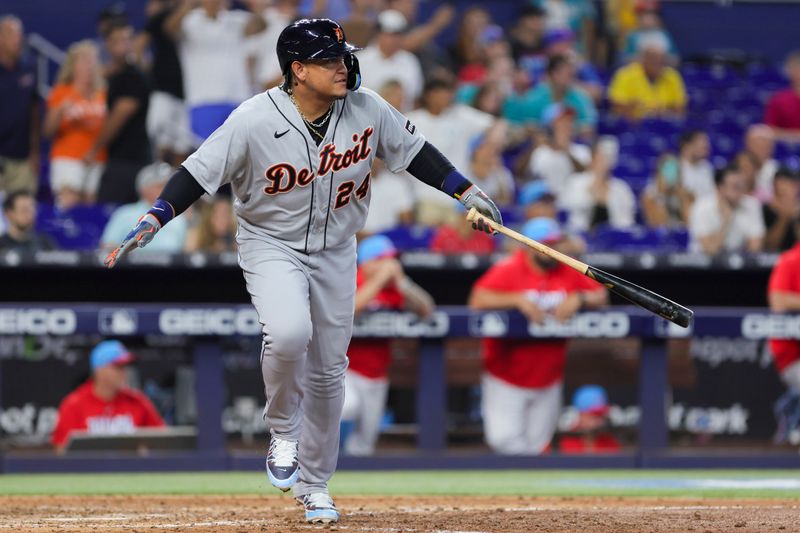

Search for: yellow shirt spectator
xmin=608 ymin=61 xmax=687 ymax=120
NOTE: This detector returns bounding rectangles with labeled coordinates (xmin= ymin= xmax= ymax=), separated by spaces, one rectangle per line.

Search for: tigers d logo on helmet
xmin=333 ymin=27 xmax=344 ymax=43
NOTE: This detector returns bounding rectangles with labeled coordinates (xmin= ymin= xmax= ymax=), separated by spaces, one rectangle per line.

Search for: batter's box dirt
xmin=0 ymin=495 xmax=796 ymax=532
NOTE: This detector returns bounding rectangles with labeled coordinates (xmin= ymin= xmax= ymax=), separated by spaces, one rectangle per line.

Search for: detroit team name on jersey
xmin=263 ymin=128 xmax=374 ymax=195
xmin=182 ymin=86 xmax=426 ymax=253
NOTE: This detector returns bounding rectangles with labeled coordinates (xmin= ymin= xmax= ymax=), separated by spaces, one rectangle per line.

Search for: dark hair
xmin=104 ymin=18 xmax=132 ymax=37
xmin=713 ymin=163 xmax=739 ymax=186
xmin=2 ymin=190 xmax=33 ymax=212
xmin=547 ymin=54 xmax=570 ymax=76
xmin=679 ymin=129 xmax=705 ymax=150
xmin=519 ymin=5 xmax=545 ymax=19
xmin=423 ymin=75 xmax=455 ymax=93
xmin=774 ymin=166 xmax=800 ymax=182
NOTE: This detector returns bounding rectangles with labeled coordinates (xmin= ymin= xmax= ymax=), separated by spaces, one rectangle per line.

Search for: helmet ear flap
xmin=345 ymin=53 xmax=361 ymax=91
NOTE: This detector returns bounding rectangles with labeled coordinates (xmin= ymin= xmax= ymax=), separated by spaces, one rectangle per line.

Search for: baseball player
xmin=341 ymin=235 xmax=434 ymax=456
xmin=104 ymin=19 xmax=502 ymax=524
xmin=468 ymin=217 xmax=607 ymax=455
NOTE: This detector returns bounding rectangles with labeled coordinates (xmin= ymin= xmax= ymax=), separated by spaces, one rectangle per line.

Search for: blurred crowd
xmin=4 ymin=0 xmax=800 ymax=456
xmin=1 ymin=0 xmax=800 ymax=257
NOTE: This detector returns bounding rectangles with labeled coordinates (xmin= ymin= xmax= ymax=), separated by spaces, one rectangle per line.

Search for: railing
xmin=27 ymin=33 xmax=65 ymax=100
xmin=1 ymin=304 xmax=799 ymax=473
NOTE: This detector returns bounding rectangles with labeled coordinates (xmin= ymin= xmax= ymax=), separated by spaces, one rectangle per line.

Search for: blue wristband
xmin=147 ymin=198 xmax=175 ymax=227
xmin=442 ymin=171 xmax=472 ymax=199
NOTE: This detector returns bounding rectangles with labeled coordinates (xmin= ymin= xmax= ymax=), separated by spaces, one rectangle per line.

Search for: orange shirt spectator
xmin=43 ymin=40 xmax=107 ymax=209
xmin=48 ymin=84 xmax=107 ymax=161
xmin=51 ymin=340 xmax=164 ymax=452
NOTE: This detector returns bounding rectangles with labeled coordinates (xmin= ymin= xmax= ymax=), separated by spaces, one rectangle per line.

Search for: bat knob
xmin=465 ymin=208 xmax=479 ymax=223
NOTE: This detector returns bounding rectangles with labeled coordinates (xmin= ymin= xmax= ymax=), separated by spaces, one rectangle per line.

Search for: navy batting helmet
xmin=277 ymin=18 xmax=362 ymax=91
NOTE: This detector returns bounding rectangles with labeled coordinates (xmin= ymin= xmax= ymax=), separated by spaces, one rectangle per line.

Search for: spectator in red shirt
xmin=341 ymin=235 xmax=434 ymax=455
xmin=51 ymin=340 xmax=165 ymax=452
xmin=767 ymin=226 xmax=800 ymax=444
xmin=468 ymin=217 xmax=607 ymax=454
xmin=429 ymin=205 xmax=497 ymax=255
xmin=559 ymin=384 xmax=622 ymax=454
xmin=764 ymin=51 xmax=800 ymax=143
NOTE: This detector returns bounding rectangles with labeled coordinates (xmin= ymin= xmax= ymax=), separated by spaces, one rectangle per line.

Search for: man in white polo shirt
xmin=165 ymin=0 xmax=265 ymax=142
xmin=356 ymin=9 xmax=422 ymax=112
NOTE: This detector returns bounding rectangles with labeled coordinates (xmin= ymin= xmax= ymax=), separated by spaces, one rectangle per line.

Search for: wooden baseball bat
xmin=466 ymin=208 xmax=693 ymax=328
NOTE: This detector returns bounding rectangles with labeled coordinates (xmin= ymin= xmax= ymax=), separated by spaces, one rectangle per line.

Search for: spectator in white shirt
xmin=689 ymin=164 xmax=765 ymax=255
xmin=356 ymin=9 xmax=423 ymax=111
xmin=245 ymin=0 xmax=299 ymax=92
xmin=528 ymin=103 xmax=591 ymax=203
xmin=165 ymin=0 xmax=265 ymax=141
xmin=678 ymin=129 xmax=714 ymax=200
xmin=405 ymin=76 xmax=496 ymax=225
xmin=745 ymin=123 xmax=779 ymax=202
xmin=561 ymin=137 xmax=636 ymax=232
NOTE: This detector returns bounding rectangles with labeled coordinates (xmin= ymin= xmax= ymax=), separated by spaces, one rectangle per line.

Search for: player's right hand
xmin=460 ymin=184 xmax=503 ymax=234
xmin=103 ymin=213 xmax=162 ymax=268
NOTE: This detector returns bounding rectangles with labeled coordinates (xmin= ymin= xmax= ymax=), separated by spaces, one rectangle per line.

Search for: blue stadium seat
xmin=378 ymin=225 xmax=435 ymax=251
xmin=36 ymin=203 xmax=114 ymax=251
xmin=587 ymin=225 xmax=664 ymax=252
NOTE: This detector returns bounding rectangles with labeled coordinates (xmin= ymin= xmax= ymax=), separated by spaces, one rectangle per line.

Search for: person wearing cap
xmin=518 ymin=181 xmax=587 ymax=255
xmin=341 ymin=235 xmax=434 ymax=455
xmin=100 ymin=162 xmax=189 ymax=252
xmin=608 ymin=32 xmax=686 ymax=121
xmin=527 ymin=102 xmax=592 ymax=201
xmin=503 ymin=53 xmax=596 ymax=138
xmin=468 ymin=217 xmax=607 ymax=454
xmin=558 ymin=384 xmax=622 ymax=453
xmin=51 ymin=340 xmax=165 ymax=452
xmin=356 ymin=9 xmax=423 ymax=112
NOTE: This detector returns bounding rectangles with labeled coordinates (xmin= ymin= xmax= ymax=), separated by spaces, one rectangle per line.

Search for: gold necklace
xmin=290 ymin=93 xmax=333 ymax=141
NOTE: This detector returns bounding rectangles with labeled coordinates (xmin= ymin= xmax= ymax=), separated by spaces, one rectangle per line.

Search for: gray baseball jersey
xmin=182 ymin=86 xmax=426 ymax=253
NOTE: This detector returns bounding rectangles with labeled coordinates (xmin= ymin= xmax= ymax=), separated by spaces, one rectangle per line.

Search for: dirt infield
xmin=0 ymin=495 xmax=797 ymax=532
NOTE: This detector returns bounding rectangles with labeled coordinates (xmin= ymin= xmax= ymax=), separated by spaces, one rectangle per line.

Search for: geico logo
xmin=352 ymin=311 xmax=449 ymax=337
xmin=528 ymin=312 xmax=630 ymax=338
xmin=741 ymin=314 xmax=800 ymax=339
xmin=159 ymin=309 xmax=261 ymax=335
xmin=0 ymin=309 xmax=77 ymax=335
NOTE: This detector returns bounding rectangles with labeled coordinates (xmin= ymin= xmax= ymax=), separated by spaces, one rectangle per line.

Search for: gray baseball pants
xmin=238 ymin=231 xmax=356 ymax=498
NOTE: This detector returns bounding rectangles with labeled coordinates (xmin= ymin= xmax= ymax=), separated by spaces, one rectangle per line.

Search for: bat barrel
xmin=587 ymin=267 xmax=693 ymax=328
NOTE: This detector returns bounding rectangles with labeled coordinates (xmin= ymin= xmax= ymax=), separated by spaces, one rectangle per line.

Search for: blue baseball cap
xmin=572 ymin=385 xmax=610 ymax=414
xmin=90 ymin=340 xmax=134 ymax=371
xmin=520 ymin=217 xmax=562 ymax=244
xmin=357 ymin=235 xmax=397 ymax=265
xmin=544 ymin=28 xmax=574 ymax=48
xmin=519 ymin=181 xmax=555 ymax=206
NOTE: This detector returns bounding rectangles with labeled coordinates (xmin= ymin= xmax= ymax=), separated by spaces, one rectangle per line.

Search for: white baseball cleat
xmin=266 ymin=436 xmax=299 ymax=492
xmin=296 ymin=492 xmax=339 ymax=524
